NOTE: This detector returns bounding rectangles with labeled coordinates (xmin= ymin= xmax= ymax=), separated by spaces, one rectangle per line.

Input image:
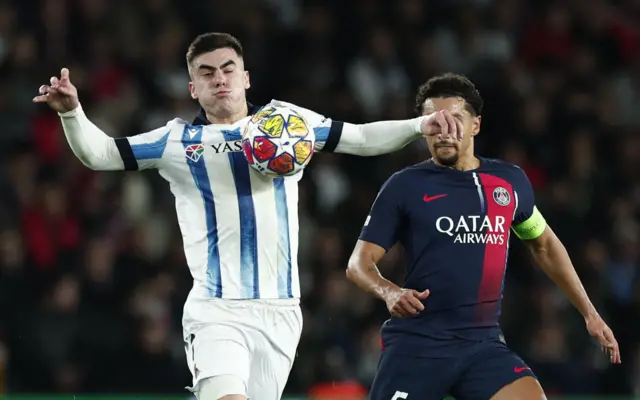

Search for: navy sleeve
xmin=511 ymin=166 xmax=536 ymax=225
xmin=359 ymin=173 xmax=405 ymax=251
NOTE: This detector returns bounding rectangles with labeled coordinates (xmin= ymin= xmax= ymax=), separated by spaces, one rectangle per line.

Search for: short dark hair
xmin=415 ymin=73 xmax=483 ymax=116
xmin=186 ymin=32 xmax=243 ymax=66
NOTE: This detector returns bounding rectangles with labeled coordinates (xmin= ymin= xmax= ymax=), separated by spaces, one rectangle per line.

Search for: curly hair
xmin=415 ymin=73 xmax=483 ymax=117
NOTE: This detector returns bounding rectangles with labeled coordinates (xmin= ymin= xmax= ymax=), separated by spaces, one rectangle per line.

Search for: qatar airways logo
xmin=436 ymin=215 xmax=507 ymax=244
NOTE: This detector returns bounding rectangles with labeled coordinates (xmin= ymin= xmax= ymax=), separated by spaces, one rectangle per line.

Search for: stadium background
xmin=0 ymin=0 xmax=638 ymax=398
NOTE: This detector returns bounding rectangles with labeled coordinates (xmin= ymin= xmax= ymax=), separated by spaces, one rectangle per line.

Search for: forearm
xmin=334 ymin=117 xmax=424 ymax=156
xmin=346 ymin=256 xmax=399 ymax=301
xmin=530 ymin=235 xmax=597 ymax=318
xmin=58 ymin=105 xmax=124 ymax=170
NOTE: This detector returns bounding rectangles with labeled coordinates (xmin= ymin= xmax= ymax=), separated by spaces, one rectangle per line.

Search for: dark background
xmin=0 ymin=0 xmax=638 ymax=397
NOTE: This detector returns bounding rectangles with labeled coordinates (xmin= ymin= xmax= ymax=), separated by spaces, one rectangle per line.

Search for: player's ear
xmin=188 ymin=81 xmax=198 ymax=100
xmin=244 ymin=71 xmax=251 ymax=90
xmin=471 ymin=115 xmax=481 ymax=137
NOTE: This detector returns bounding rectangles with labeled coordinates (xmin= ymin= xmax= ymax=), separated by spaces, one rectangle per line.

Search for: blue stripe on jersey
xmin=221 ymin=128 xmax=260 ymax=298
xmin=182 ymin=126 xmax=222 ymax=298
xmin=314 ymin=126 xmax=330 ymax=142
xmin=273 ymin=177 xmax=292 ymax=298
xmin=131 ymin=131 xmax=171 ymax=160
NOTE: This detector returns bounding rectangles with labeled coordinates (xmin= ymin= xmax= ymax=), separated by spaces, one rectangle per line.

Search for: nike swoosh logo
xmin=423 ymin=194 xmax=447 ymax=202
xmin=514 ymin=366 xmax=530 ymax=373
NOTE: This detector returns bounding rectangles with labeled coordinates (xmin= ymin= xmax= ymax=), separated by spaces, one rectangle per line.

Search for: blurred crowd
xmin=0 ymin=0 xmax=639 ymax=396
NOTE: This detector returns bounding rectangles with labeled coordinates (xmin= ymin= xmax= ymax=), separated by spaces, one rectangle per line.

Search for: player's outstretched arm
xmin=268 ymin=99 xmax=461 ymax=156
xmin=347 ymin=240 xmax=430 ymax=318
xmin=333 ymin=109 xmax=463 ymax=156
xmin=520 ymin=225 xmax=621 ymax=364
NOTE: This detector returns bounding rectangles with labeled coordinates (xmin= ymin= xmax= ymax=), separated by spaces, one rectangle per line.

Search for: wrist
xmin=412 ymin=116 xmax=426 ymax=136
xmin=58 ymin=104 xmax=82 ymax=118
xmin=377 ymin=281 xmax=401 ymax=303
xmin=583 ymin=305 xmax=599 ymax=320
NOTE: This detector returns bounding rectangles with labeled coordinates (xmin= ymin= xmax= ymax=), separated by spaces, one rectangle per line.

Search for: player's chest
xmin=175 ymin=125 xmax=245 ymax=163
xmin=405 ymin=172 xmax=517 ymax=243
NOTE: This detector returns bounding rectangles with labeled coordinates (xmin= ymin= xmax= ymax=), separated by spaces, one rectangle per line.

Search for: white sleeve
xmin=268 ymin=99 xmax=425 ymax=156
xmin=59 ymin=105 xmax=175 ymax=171
xmin=334 ymin=119 xmax=424 ymax=156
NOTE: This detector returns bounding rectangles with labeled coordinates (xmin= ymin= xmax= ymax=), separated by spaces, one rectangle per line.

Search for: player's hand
xmin=33 ymin=68 xmax=80 ymax=113
xmin=384 ymin=288 xmax=430 ymax=318
xmin=585 ymin=313 xmax=621 ymax=364
xmin=421 ymin=110 xmax=463 ymax=141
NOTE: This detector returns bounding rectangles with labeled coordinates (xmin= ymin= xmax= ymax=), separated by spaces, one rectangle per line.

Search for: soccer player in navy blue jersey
xmin=346 ymin=73 xmax=621 ymax=400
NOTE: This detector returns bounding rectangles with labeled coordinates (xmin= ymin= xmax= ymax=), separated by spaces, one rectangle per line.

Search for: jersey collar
xmin=192 ymin=102 xmax=261 ymax=125
xmin=422 ymin=156 xmax=485 ymax=171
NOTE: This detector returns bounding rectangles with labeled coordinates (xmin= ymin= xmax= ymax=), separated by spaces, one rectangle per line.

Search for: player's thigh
xmin=185 ymin=324 xmax=251 ymax=398
xmin=451 ymin=341 xmax=544 ymax=400
xmin=369 ymin=349 xmax=455 ymax=400
xmin=247 ymin=305 xmax=303 ymax=399
xmin=490 ymin=376 xmax=546 ymax=400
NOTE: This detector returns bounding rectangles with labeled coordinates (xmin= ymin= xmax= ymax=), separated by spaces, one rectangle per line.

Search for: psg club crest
xmin=185 ymin=144 xmax=205 ymax=162
xmin=493 ymin=187 xmax=511 ymax=206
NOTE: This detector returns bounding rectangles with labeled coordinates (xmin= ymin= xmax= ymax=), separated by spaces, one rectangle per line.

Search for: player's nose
xmin=213 ymin=72 xmax=227 ymax=87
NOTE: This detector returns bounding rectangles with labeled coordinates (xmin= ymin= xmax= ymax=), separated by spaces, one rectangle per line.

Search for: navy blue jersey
xmin=360 ymin=157 xmax=539 ymax=356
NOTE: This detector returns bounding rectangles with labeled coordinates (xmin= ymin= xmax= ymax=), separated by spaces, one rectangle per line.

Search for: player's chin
xmin=209 ymin=99 xmax=235 ymax=113
xmin=434 ymin=148 xmax=458 ymax=166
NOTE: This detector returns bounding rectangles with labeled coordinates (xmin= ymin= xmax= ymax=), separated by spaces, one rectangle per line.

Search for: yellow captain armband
xmin=512 ymin=206 xmax=547 ymax=240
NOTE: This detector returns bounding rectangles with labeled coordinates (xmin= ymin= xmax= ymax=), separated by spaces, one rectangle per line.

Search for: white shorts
xmin=183 ymin=295 xmax=303 ymax=399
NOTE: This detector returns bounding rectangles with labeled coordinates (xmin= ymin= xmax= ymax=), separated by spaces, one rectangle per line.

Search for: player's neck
xmin=433 ymin=155 xmax=480 ymax=171
xmin=205 ymin=103 xmax=249 ymax=125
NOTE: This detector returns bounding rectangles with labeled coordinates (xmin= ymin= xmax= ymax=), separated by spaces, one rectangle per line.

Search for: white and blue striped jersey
xmin=113 ymin=100 xmax=344 ymax=300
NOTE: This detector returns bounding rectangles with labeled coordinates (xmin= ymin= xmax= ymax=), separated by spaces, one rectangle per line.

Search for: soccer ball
xmin=242 ymin=106 xmax=315 ymax=177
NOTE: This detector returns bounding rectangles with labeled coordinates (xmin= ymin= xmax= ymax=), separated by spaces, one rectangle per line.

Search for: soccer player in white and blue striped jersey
xmin=33 ymin=33 xmax=461 ymax=400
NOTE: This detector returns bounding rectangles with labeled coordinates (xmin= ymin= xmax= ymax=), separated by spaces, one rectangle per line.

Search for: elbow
xmin=358 ymin=148 xmax=385 ymax=157
xmin=76 ymin=156 xmax=103 ymax=171
xmin=346 ymin=255 xmax=361 ymax=283
xmin=526 ymin=226 xmax=555 ymax=255
xmin=80 ymin=158 xmax=100 ymax=170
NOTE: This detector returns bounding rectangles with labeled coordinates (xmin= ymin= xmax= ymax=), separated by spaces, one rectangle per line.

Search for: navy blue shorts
xmin=369 ymin=339 xmax=537 ymax=400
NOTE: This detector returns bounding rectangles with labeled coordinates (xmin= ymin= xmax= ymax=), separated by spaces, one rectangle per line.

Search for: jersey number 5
xmin=391 ymin=391 xmax=409 ymax=400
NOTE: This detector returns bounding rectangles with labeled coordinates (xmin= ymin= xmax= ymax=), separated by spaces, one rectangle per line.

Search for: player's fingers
xmin=602 ymin=329 xmax=621 ymax=363
xmin=404 ymin=292 xmax=425 ymax=311
xmin=611 ymin=344 xmax=621 ymax=364
xmin=434 ymin=111 xmax=449 ymax=137
xmin=57 ymin=84 xmax=74 ymax=96
xmin=390 ymin=306 xmax=409 ymax=318
xmin=32 ymin=95 xmax=49 ymax=103
xmin=396 ymin=298 xmax=420 ymax=315
xmin=50 ymin=76 xmax=60 ymax=87
xmin=426 ymin=122 xmax=441 ymax=137
xmin=40 ymin=84 xmax=60 ymax=96
xmin=391 ymin=309 xmax=409 ymax=318
xmin=443 ymin=111 xmax=458 ymax=140
xmin=398 ymin=301 xmax=418 ymax=315
xmin=454 ymin=118 xmax=464 ymax=141
xmin=416 ymin=289 xmax=430 ymax=300
xmin=60 ymin=67 xmax=70 ymax=82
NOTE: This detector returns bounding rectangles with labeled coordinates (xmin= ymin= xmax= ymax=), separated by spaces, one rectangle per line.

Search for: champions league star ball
xmin=242 ymin=106 xmax=315 ymax=177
